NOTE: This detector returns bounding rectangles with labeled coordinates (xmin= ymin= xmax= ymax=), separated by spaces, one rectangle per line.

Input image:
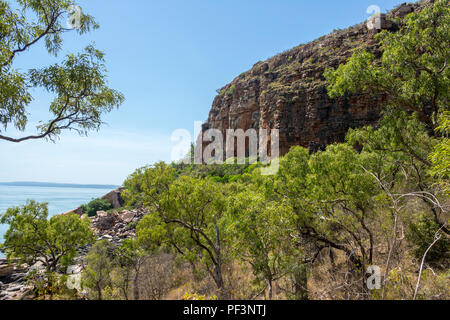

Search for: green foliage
xmin=228 ymin=189 xmax=299 ymax=298
xmin=81 ymin=198 xmax=113 ymax=217
xmin=346 ymin=108 xmax=435 ymax=167
xmin=156 ymin=176 xmax=229 ymax=276
xmin=122 ymin=162 xmax=177 ymax=209
xmin=0 ymin=0 xmax=124 ymax=142
xmin=183 ymin=161 xmax=254 ymax=183
xmin=429 ymin=111 xmax=450 ymax=194
xmin=81 ymin=240 xmax=114 ymax=300
xmin=136 ymin=213 xmax=168 ymax=251
xmin=130 ymin=165 xmax=231 ymax=294
xmin=275 ymin=145 xmax=379 ymax=270
xmin=0 ymin=200 xmax=94 ymax=271
xmin=408 ymin=216 xmax=450 ymax=264
xmin=325 ymin=0 xmax=449 ymax=130
xmin=115 ymin=238 xmax=147 ymax=270
xmin=27 ymin=270 xmax=79 ymax=300
xmin=114 ymin=1 xmax=450 ymax=300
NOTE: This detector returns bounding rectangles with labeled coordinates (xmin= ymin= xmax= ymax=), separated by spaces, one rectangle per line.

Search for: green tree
xmin=429 ymin=111 xmax=450 ymax=194
xmin=408 ymin=214 xmax=450 ymax=264
xmin=162 ymin=177 xmax=230 ymax=296
xmin=325 ymin=0 xmax=449 ymax=236
xmin=122 ymin=162 xmax=177 ymax=209
xmin=0 ymin=200 xmax=94 ymax=271
xmin=81 ymin=240 xmax=113 ymax=300
xmin=81 ymin=198 xmax=113 ymax=217
xmin=0 ymin=0 xmax=124 ymax=143
xmin=115 ymin=239 xmax=147 ymax=300
xmin=228 ymin=189 xmax=298 ymax=300
xmin=129 ymin=168 xmax=231 ymax=298
xmin=273 ymin=145 xmax=382 ymax=296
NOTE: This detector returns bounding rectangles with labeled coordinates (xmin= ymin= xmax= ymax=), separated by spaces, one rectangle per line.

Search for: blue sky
xmin=0 ymin=0 xmax=401 ymax=185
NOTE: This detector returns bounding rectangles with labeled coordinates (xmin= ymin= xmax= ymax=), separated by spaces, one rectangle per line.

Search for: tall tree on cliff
xmin=325 ymin=0 xmax=449 ymax=134
xmin=0 ymin=0 xmax=124 ymax=143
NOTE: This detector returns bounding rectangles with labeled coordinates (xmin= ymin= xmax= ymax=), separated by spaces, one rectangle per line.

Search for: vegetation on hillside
xmin=0 ymin=0 xmax=448 ymax=300
xmin=82 ymin=0 xmax=450 ymax=300
xmin=81 ymin=198 xmax=113 ymax=217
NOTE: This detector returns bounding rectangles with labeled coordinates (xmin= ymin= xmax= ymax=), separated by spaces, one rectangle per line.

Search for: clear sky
xmin=0 ymin=0 xmax=401 ymax=185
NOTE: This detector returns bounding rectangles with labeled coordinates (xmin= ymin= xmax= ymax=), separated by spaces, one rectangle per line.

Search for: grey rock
xmin=6 ymin=285 xmax=23 ymax=292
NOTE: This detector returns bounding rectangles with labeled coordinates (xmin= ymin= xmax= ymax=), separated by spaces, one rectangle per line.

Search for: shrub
xmin=81 ymin=198 xmax=113 ymax=217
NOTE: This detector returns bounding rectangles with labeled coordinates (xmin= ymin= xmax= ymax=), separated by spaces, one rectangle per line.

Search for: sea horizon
xmin=0 ymin=181 xmax=120 ymax=189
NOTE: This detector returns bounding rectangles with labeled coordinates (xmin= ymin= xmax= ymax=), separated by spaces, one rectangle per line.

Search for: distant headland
xmin=0 ymin=181 xmax=120 ymax=189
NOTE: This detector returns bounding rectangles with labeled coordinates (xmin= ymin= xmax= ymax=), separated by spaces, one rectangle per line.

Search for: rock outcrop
xmin=90 ymin=208 xmax=148 ymax=245
xmin=0 ymin=259 xmax=33 ymax=300
xmin=63 ymin=187 xmax=125 ymax=216
xmin=201 ymin=2 xmax=424 ymax=156
xmin=0 ymin=208 xmax=148 ymax=300
xmin=100 ymin=187 xmax=125 ymax=209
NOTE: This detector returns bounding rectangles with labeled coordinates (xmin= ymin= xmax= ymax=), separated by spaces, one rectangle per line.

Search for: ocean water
xmin=0 ymin=185 xmax=114 ymax=256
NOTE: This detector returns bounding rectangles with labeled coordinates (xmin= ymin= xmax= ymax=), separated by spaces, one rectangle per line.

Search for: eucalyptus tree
xmin=0 ymin=200 xmax=94 ymax=272
xmin=81 ymin=240 xmax=114 ymax=300
xmin=272 ymin=145 xmax=398 ymax=298
xmin=228 ymin=189 xmax=298 ymax=300
xmin=0 ymin=0 xmax=124 ymax=143
xmin=126 ymin=164 xmax=231 ymax=298
xmin=325 ymin=0 xmax=449 ymax=237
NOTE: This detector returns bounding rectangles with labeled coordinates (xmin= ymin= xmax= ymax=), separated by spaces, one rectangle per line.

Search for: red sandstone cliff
xmin=201 ymin=3 xmax=419 ymax=156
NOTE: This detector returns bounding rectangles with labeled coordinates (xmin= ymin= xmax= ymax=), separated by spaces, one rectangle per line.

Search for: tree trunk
xmin=267 ymin=279 xmax=273 ymax=300
xmin=293 ymin=264 xmax=308 ymax=300
xmin=382 ymin=209 xmax=399 ymax=300
xmin=133 ymin=272 xmax=140 ymax=300
xmin=212 ymin=217 xmax=227 ymax=299
xmin=97 ymin=284 xmax=102 ymax=301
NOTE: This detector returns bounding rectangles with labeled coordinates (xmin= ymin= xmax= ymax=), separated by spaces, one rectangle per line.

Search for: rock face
xmin=100 ymin=187 xmax=125 ymax=209
xmin=201 ymin=2 xmax=422 ymax=156
xmin=63 ymin=187 xmax=125 ymax=216
xmin=0 ymin=259 xmax=33 ymax=300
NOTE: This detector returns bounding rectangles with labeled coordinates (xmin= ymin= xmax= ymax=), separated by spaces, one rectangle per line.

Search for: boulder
xmin=93 ymin=211 xmax=118 ymax=230
xmin=392 ymin=3 xmax=414 ymax=18
xmin=100 ymin=188 xmax=125 ymax=209
xmin=0 ymin=263 xmax=14 ymax=279
xmin=62 ymin=206 xmax=84 ymax=216
xmin=119 ymin=210 xmax=135 ymax=224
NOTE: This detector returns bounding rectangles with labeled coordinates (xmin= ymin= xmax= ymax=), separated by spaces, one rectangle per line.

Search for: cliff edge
xmin=202 ymin=2 xmax=421 ymax=155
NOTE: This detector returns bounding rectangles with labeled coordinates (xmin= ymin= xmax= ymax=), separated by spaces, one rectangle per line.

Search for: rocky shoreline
xmin=0 ymin=258 xmax=32 ymax=300
xmin=0 ymin=186 xmax=148 ymax=300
